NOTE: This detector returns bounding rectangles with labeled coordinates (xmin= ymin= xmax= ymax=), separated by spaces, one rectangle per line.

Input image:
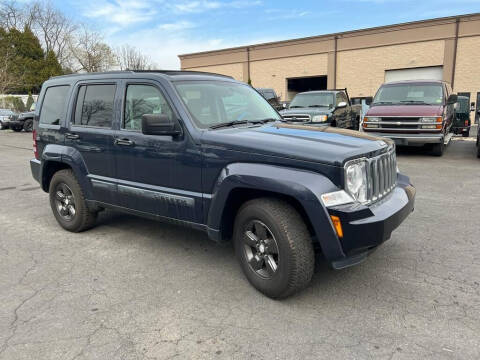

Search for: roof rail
xmin=51 ymin=70 xmax=234 ymax=80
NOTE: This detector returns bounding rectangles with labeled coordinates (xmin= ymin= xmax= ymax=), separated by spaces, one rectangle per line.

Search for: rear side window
xmin=39 ymin=85 xmax=70 ymax=125
xmin=74 ymin=84 xmax=116 ymax=127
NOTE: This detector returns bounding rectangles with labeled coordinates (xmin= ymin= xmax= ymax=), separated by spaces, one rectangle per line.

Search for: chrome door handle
xmin=114 ymin=138 xmax=135 ymax=146
xmin=65 ymin=133 xmax=79 ymax=140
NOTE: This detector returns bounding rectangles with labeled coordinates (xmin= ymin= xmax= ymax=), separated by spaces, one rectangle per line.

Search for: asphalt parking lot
xmin=0 ymin=130 xmax=479 ymax=360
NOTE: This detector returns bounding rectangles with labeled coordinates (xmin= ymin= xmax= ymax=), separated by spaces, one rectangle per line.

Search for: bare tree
xmin=68 ymin=25 xmax=116 ymax=73
xmin=0 ymin=0 xmax=24 ymax=29
xmin=29 ymin=1 xmax=77 ymax=67
xmin=115 ymin=44 xmax=153 ymax=70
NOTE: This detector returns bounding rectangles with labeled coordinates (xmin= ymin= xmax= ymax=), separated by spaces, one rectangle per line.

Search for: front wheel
xmin=431 ymin=141 xmax=444 ymax=156
xmin=233 ymin=198 xmax=314 ymax=299
xmin=49 ymin=169 xmax=97 ymax=232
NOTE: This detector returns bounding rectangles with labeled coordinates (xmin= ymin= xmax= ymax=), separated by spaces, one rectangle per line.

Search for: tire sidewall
xmin=234 ymin=203 xmax=295 ymax=298
xmin=24 ymin=119 xmax=33 ymax=132
xmin=49 ymin=171 xmax=87 ymax=232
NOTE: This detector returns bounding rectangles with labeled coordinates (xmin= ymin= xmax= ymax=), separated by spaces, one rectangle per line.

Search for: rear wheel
xmin=49 ymin=169 xmax=97 ymax=232
xmin=0 ymin=121 xmax=4 ymax=130
xmin=23 ymin=119 xmax=33 ymax=132
xmin=233 ymin=198 xmax=314 ymax=299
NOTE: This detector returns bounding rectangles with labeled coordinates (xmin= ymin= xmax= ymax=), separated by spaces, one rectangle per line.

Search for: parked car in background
xmin=280 ymin=89 xmax=359 ymax=129
xmin=256 ymin=88 xmax=283 ymax=111
xmin=8 ymin=110 xmax=35 ymax=132
xmin=477 ymin=111 xmax=480 ymax=158
xmin=452 ymin=96 xmax=470 ymax=137
xmin=30 ymin=70 xmax=415 ymax=298
xmin=362 ymin=80 xmax=457 ymax=156
xmin=0 ymin=109 xmax=16 ymax=130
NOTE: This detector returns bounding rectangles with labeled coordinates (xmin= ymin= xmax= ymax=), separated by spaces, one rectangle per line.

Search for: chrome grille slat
xmin=282 ymin=114 xmax=311 ymax=122
xmin=365 ymin=146 xmax=397 ymax=204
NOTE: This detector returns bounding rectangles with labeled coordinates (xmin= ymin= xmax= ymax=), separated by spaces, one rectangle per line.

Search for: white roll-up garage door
xmin=385 ymin=66 xmax=443 ymax=82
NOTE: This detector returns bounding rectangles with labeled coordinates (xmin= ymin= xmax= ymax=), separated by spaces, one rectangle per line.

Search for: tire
xmin=23 ymin=119 xmax=33 ymax=132
xmin=233 ymin=198 xmax=314 ymax=299
xmin=477 ymin=138 xmax=480 ymax=159
xmin=49 ymin=169 xmax=97 ymax=232
xmin=0 ymin=121 xmax=4 ymax=130
xmin=431 ymin=141 xmax=444 ymax=156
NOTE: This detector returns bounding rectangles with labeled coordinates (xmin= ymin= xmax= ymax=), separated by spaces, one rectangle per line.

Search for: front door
xmin=112 ymin=80 xmax=203 ymax=224
xmin=65 ymin=82 xmax=119 ymax=204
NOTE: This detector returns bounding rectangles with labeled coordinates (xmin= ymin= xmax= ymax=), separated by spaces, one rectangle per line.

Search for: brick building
xmin=179 ymin=13 xmax=480 ymax=122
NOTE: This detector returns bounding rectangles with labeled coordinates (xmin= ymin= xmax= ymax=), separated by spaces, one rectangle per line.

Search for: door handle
xmin=114 ymin=138 xmax=135 ymax=146
xmin=65 ymin=133 xmax=79 ymax=140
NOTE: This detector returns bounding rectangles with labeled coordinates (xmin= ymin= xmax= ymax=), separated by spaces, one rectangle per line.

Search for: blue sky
xmin=54 ymin=0 xmax=480 ymax=69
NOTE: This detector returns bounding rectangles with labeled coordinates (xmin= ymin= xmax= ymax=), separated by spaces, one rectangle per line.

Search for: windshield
xmin=373 ymin=83 xmax=444 ymax=105
xmin=289 ymin=93 xmax=334 ymax=108
xmin=175 ymin=81 xmax=281 ymax=129
xmin=0 ymin=109 xmax=14 ymax=115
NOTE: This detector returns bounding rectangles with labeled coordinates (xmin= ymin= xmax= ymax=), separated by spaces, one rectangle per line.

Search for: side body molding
xmin=207 ymin=163 xmax=347 ymax=261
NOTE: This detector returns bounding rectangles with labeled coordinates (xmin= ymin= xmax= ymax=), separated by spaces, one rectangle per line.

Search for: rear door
xmin=65 ymin=81 xmax=119 ymax=204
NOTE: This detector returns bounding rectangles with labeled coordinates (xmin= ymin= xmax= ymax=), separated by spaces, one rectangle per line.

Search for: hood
xmin=18 ymin=111 xmax=35 ymax=119
xmin=280 ymin=107 xmax=332 ymax=117
xmin=201 ymin=123 xmax=392 ymax=166
xmin=367 ymin=104 xmax=443 ymax=117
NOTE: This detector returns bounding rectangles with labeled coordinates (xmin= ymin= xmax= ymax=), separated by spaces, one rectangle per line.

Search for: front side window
xmin=74 ymin=84 xmax=115 ymax=127
xmin=124 ymin=84 xmax=173 ymax=131
xmin=290 ymin=93 xmax=334 ymax=108
xmin=175 ymin=81 xmax=280 ymax=128
xmin=373 ymin=83 xmax=444 ymax=105
xmin=39 ymin=85 xmax=70 ymax=125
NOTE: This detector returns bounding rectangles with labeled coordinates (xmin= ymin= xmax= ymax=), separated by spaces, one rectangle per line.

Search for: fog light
xmin=422 ymin=125 xmax=436 ymax=129
xmin=365 ymin=123 xmax=379 ymax=128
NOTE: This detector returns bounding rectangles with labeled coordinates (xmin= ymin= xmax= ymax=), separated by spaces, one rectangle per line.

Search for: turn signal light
xmin=436 ymin=124 xmax=442 ymax=130
xmin=436 ymin=117 xmax=443 ymax=122
xmin=330 ymin=215 xmax=344 ymax=238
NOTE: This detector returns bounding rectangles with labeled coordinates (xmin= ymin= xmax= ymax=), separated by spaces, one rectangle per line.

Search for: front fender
xmin=207 ymin=163 xmax=346 ymax=261
xmin=40 ymin=144 xmax=92 ymax=198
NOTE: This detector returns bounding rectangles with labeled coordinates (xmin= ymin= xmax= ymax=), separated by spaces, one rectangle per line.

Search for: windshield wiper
xmin=289 ymin=105 xmax=303 ymax=108
xmin=308 ymin=104 xmax=328 ymax=108
xmin=400 ymin=100 xmax=429 ymax=105
xmin=372 ymin=101 xmax=394 ymax=105
xmin=209 ymin=120 xmax=250 ymax=129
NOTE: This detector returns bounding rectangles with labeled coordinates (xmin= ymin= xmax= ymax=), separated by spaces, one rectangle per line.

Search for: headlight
xmin=364 ymin=117 xmax=381 ymax=122
xmin=420 ymin=117 xmax=442 ymax=123
xmin=344 ymin=158 xmax=368 ymax=203
xmin=312 ymin=115 xmax=328 ymax=123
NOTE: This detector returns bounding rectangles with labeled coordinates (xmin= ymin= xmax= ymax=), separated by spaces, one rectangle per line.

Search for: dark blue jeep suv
xmin=30 ymin=70 xmax=415 ymax=298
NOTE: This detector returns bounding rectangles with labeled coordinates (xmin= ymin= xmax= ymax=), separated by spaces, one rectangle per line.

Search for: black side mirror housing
xmin=447 ymin=94 xmax=458 ymax=105
xmin=141 ymin=114 xmax=182 ymax=136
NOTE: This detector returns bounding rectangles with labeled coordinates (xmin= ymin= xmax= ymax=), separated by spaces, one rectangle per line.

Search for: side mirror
xmin=446 ymin=94 xmax=458 ymax=105
xmin=282 ymin=103 xmax=287 ymax=109
xmin=141 ymin=114 xmax=182 ymax=136
xmin=337 ymin=101 xmax=347 ymax=108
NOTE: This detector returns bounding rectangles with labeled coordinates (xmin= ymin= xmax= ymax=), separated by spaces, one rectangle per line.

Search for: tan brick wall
xmin=186 ymin=63 xmax=245 ymax=81
xmin=337 ymin=40 xmax=445 ymax=98
xmin=250 ymin=54 xmax=328 ymax=100
xmin=453 ymin=36 xmax=480 ymax=122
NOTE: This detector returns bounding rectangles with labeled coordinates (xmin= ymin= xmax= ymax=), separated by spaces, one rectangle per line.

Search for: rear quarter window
xmin=39 ymin=85 xmax=70 ymax=125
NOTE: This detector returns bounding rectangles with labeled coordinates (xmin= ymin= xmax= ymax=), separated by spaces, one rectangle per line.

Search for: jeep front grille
xmin=366 ymin=146 xmax=397 ymax=203
xmin=282 ymin=114 xmax=311 ymax=122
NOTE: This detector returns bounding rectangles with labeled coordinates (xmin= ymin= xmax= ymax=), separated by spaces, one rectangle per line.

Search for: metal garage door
xmin=385 ymin=66 xmax=443 ymax=82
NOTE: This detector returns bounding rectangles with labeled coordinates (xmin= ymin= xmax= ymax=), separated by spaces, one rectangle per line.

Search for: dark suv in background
xmin=30 ymin=71 xmax=415 ymax=298
xmin=279 ymin=89 xmax=359 ymax=129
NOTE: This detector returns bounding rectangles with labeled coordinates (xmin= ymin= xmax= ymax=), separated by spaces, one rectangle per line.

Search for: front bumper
xmin=327 ymin=175 xmax=415 ymax=269
xmin=363 ymin=132 xmax=443 ymax=145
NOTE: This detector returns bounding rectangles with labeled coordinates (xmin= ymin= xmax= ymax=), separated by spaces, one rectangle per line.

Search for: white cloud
xmin=84 ymin=0 xmax=161 ymax=25
xmin=157 ymin=21 xmax=196 ymax=31
xmin=170 ymin=0 xmax=262 ymax=14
